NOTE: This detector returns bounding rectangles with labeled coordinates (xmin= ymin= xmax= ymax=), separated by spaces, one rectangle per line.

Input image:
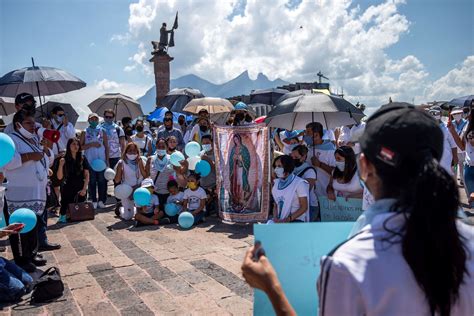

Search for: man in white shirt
xmin=428 ymin=107 xmax=457 ymax=175
xmin=49 ymin=106 xmax=75 ymax=154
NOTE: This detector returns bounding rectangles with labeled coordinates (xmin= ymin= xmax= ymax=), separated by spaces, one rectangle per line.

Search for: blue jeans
xmin=193 ymin=211 xmax=204 ymax=225
xmin=89 ymin=170 xmax=107 ymax=203
xmin=0 ymin=257 xmax=33 ymax=302
xmin=464 ymin=165 xmax=474 ymax=206
xmin=37 ymin=209 xmax=48 ymax=246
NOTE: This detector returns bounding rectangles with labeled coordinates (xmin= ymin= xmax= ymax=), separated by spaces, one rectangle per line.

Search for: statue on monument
xmin=151 ymin=12 xmax=178 ymax=55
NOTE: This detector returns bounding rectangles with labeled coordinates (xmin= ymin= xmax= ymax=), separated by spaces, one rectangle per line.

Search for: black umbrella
xmin=448 ymin=95 xmax=474 ymax=108
xmin=274 ymin=89 xmax=312 ymax=105
xmin=165 ymin=88 xmax=204 ymax=113
xmin=249 ymin=88 xmax=289 ymax=105
xmin=35 ymin=101 xmax=79 ymax=126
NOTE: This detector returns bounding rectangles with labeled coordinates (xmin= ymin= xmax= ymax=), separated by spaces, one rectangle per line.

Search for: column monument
xmin=150 ymin=12 xmax=178 ymax=107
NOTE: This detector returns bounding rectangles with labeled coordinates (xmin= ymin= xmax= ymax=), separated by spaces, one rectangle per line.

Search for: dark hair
xmin=103 ymin=109 xmax=115 ymax=117
xmin=52 ymin=106 xmax=64 ymax=114
xmin=122 ymin=117 xmax=132 ymax=125
xmin=333 ymin=146 xmax=357 ymax=183
xmin=167 ymin=179 xmax=178 ymax=189
xmin=188 ymin=172 xmax=201 ymax=182
xmin=306 ymin=122 xmax=323 ymax=138
xmin=370 ymin=149 xmax=467 ymax=315
xmin=291 ymin=144 xmax=308 ymax=157
xmin=64 ymin=138 xmax=84 ymax=176
xmin=13 ymin=109 xmax=33 ymax=127
xmin=165 ymin=111 xmax=173 ymax=116
xmin=273 ymin=155 xmax=295 ymax=175
xmin=201 ymin=134 xmax=212 ymax=142
xmin=135 ymin=119 xmax=144 ymax=126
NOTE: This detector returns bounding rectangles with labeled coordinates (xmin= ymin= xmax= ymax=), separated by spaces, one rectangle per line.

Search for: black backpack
xmin=31 ymin=267 xmax=64 ymax=303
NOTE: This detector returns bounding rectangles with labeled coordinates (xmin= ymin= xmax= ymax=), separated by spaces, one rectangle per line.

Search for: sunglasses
xmin=104 ymin=116 xmax=114 ymax=119
xmin=164 ymin=118 xmax=172 ymax=121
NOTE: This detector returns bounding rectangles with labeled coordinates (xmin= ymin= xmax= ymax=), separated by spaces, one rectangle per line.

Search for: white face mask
xmin=453 ymin=114 xmax=462 ymax=121
xmin=156 ymin=149 xmax=167 ymax=157
xmin=274 ymin=167 xmax=285 ymax=178
xmin=17 ymin=123 xmax=35 ymax=139
xmin=335 ymin=160 xmax=345 ymax=171
xmin=202 ymin=144 xmax=212 ymax=152
xmin=433 ymin=114 xmax=441 ymax=121
xmin=126 ymin=153 xmax=138 ymax=161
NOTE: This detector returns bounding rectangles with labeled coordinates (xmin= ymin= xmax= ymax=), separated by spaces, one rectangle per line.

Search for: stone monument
xmin=150 ymin=12 xmax=178 ymax=106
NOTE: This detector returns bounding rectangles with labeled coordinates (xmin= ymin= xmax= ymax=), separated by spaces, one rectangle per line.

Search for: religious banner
xmin=214 ymin=124 xmax=270 ymax=223
xmin=318 ymin=196 xmax=363 ymax=221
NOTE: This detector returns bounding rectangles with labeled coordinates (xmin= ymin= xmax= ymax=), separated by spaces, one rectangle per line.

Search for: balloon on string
xmin=164 ymin=203 xmax=180 ymax=217
xmin=91 ymin=159 xmax=107 ymax=172
xmin=104 ymin=168 xmax=116 ymax=181
xmin=187 ymin=156 xmax=201 ymax=171
xmin=170 ymin=151 xmax=185 ymax=167
xmin=185 ymin=141 xmax=201 ymax=157
xmin=133 ymin=188 xmax=151 ymax=206
xmin=178 ymin=212 xmax=194 ymax=229
xmin=0 ymin=133 xmax=15 ymax=168
xmin=195 ymin=160 xmax=211 ymax=177
xmin=9 ymin=208 xmax=37 ymax=233
xmin=114 ymin=184 xmax=133 ymax=200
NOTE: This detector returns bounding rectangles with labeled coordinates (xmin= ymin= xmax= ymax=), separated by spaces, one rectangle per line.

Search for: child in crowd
xmin=134 ymin=178 xmax=170 ymax=226
xmin=165 ymin=179 xmax=184 ymax=223
xmin=182 ymin=173 xmax=207 ymax=226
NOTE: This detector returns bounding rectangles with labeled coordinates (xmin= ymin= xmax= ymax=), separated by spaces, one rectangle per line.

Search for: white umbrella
xmin=0 ymin=97 xmax=15 ymax=116
xmin=183 ymin=97 xmax=234 ymax=114
xmin=87 ymin=93 xmax=143 ymax=121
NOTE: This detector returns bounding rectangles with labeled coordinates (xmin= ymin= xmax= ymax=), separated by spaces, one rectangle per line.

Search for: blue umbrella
xmin=148 ymin=107 xmax=193 ymax=123
xmin=448 ymin=95 xmax=474 ymax=107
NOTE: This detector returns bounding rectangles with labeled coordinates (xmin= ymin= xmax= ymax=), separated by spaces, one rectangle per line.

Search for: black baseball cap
xmin=359 ymin=102 xmax=443 ymax=168
xmin=15 ymin=93 xmax=35 ymax=105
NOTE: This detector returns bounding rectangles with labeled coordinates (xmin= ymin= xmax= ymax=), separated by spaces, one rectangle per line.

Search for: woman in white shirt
xmin=242 ymin=104 xmax=473 ymax=316
xmin=326 ymin=146 xmax=363 ymax=200
xmin=131 ymin=120 xmax=153 ymax=157
xmin=270 ymin=155 xmax=309 ymax=223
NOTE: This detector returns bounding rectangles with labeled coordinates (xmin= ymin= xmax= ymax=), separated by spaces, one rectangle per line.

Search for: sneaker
xmin=93 ymin=202 xmax=98 ymax=209
xmin=57 ymin=214 xmax=67 ymax=223
xmin=159 ymin=217 xmax=171 ymax=225
xmin=98 ymin=201 xmax=106 ymax=209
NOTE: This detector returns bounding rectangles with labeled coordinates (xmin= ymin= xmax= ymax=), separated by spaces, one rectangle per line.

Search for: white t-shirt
xmin=439 ymin=123 xmax=456 ymax=175
xmin=136 ymin=194 xmax=159 ymax=214
xmin=338 ymin=126 xmax=351 ymax=146
xmin=131 ymin=134 xmax=152 ymax=155
xmin=272 ymin=175 xmax=310 ymax=222
xmin=294 ymin=163 xmax=318 ymax=207
xmin=167 ymin=192 xmax=184 ymax=213
xmin=183 ymin=187 xmax=207 ymax=211
xmin=305 ymin=142 xmax=336 ymax=197
xmin=332 ymin=172 xmax=363 ymax=198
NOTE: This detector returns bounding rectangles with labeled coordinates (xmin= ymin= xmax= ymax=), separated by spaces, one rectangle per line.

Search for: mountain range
xmin=138 ymin=71 xmax=288 ymax=113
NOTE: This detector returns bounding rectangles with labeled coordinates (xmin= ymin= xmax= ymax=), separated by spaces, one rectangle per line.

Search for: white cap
xmin=141 ymin=178 xmax=154 ymax=188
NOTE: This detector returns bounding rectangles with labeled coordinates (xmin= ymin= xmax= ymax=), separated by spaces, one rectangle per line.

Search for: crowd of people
xmin=0 ymin=92 xmax=472 ymax=308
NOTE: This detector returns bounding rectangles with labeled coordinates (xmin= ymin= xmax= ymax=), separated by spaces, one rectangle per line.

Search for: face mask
xmin=156 ymin=149 xmax=167 ymax=157
xmin=202 ymin=144 xmax=212 ymax=152
xmin=56 ymin=115 xmax=64 ymax=122
xmin=104 ymin=117 xmax=113 ymax=124
xmin=293 ymin=159 xmax=303 ymax=167
xmin=126 ymin=153 xmax=138 ymax=161
xmin=188 ymin=182 xmax=198 ymax=190
xmin=274 ymin=167 xmax=285 ymax=178
xmin=89 ymin=121 xmax=98 ymax=128
xmin=200 ymin=125 xmax=208 ymax=132
xmin=303 ymin=135 xmax=313 ymax=146
xmin=18 ymin=123 xmax=35 ymax=139
xmin=453 ymin=114 xmax=462 ymax=121
xmin=165 ymin=124 xmax=172 ymax=130
xmin=178 ymin=120 xmax=185 ymax=125
xmin=432 ymin=114 xmax=441 ymax=121
xmin=136 ymin=125 xmax=144 ymax=132
xmin=335 ymin=161 xmax=345 ymax=171
xmin=125 ymin=129 xmax=134 ymax=137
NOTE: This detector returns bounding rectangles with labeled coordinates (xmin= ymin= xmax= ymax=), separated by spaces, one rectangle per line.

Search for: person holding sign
xmin=242 ymin=103 xmax=474 ymax=316
xmin=270 ymin=155 xmax=309 ymax=223
xmin=326 ymin=146 xmax=363 ymax=200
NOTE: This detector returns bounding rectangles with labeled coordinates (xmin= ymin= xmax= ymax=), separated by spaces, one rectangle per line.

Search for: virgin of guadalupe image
xmin=228 ymin=134 xmax=251 ymax=211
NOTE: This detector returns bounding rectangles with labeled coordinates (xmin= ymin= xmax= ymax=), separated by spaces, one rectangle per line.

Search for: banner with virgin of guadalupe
xmin=214 ymin=124 xmax=270 ymax=223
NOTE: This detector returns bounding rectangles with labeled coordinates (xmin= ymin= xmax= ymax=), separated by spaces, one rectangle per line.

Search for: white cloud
xmin=115 ymin=0 xmax=469 ymax=111
xmin=46 ymin=79 xmax=150 ymax=120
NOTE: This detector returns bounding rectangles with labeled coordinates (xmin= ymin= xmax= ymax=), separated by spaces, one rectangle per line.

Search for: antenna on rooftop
xmin=316 ymin=71 xmax=329 ymax=83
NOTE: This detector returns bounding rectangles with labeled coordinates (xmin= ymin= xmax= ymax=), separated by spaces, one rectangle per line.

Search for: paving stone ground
xmin=0 ymin=196 xmax=254 ymax=315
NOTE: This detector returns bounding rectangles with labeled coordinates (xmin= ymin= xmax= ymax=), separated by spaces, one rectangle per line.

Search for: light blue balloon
xmin=195 ymin=160 xmax=211 ymax=177
xmin=91 ymin=159 xmax=107 ymax=172
xmin=165 ymin=203 xmax=180 ymax=217
xmin=133 ymin=188 xmax=151 ymax=207
xmin=185 ymin=141 xmax=201 ymax=157
xmin=9 ymin=208 xmax=37 ymax=234
xmin=0 ymin=133 xmax=15 ymax=168
xmin=178 ymin=212 xmax=194 ymax=229
xmin=170 ymin=151 xmax=185 ymax=167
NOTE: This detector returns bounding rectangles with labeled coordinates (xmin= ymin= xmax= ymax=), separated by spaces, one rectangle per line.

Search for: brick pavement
xmin=0 ymin=201 xmax=254 ymax=315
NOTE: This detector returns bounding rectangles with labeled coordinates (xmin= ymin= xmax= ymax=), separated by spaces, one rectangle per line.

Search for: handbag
xmin=30 ymin=267 xmax=64 ymax=304
xmin=67 ymin=194 xmax=95 ymax=221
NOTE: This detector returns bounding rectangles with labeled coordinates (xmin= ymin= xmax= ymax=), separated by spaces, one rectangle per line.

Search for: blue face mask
xmin=356 ymin=155 xmax=371 ymax=194
xmin=303 ymin=135 xmax=313 ymax=146
xmin=104 ymin=117 xmax=113 ymax=125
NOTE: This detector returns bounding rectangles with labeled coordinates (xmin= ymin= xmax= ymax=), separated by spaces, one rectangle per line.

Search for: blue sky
xmin=0 ymin=0 xmax=472 ymax=111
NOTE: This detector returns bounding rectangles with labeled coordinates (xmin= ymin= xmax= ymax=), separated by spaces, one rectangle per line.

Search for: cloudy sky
xmin=1 ymin=0 xmax=473 ymax=118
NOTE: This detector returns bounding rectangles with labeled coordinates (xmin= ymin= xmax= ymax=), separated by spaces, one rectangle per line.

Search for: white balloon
xmin=104 ymin=168 xmax=116 ymax=181
xmin=187 ymin=156 xmax=201 ymax=170
xmin=114 ymin=184 xmax=133 ymax=200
